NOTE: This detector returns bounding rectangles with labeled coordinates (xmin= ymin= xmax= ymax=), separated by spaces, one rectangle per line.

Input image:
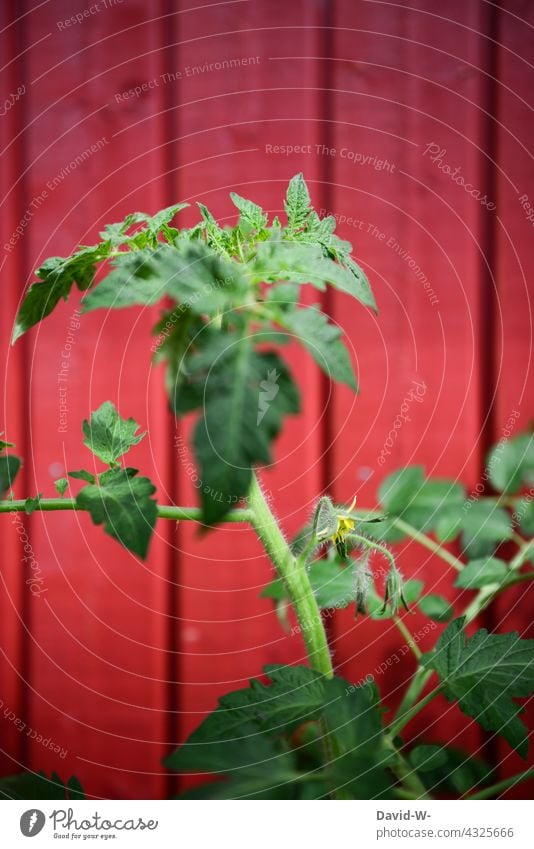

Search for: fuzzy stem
xmin=247 ymin=472 xmax=333 ymax=678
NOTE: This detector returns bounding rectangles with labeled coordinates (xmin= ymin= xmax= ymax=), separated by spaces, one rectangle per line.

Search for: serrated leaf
xmin=144 ymin=203 xmax=188 ymax=237
xmin=76 ymin=468 xmax=157 ymax=557
xmin=192 ymin=337 xmax=299 ymax=524
xmin=83 ymin=242 xmax=247 ymax=316
xmin=278 ymin=305 xmax=357 ymax=390
xmin=418 ymin=594 xmax=454 ymax=622
xmin=82 ymin=401 xmax=145 ymax=466
xmin=230 ymin=192 xmax=268 ymax=230
xmin=54 ymin=478 xmax=69 ymax=497
xmin=422 ymin=617 xmax=534 ymax=756
xmin=253 ymin=241 xmax=376 ymax=308
xmin=12 ymin=245 xmax=109 ymax=343
xmin=197 ymin=203 xmax=233 ymax=256
xmin=0 ymin=771 xmax=83 ymax=801
xmin=455 ymin=558 xmax=509 ymax=590
xmin=284 ymin=173 xmax=312 ymax=231
xmin=166 ymin=664 xmax=394 ymax=799
xmin=0 ymin=454 xmax=21 ymax=496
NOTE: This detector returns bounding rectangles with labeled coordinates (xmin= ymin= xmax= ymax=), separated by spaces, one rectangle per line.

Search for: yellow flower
xmin=332 ymin=495 xmax=357 ymax=557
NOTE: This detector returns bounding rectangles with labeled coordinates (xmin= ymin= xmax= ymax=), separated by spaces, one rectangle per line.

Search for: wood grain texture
xmin=0 ymin=0 xmax=532 ymax=799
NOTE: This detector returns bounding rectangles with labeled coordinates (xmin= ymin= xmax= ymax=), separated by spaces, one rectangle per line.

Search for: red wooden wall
xmin=1 ymin=0 xmax=533 ymax=799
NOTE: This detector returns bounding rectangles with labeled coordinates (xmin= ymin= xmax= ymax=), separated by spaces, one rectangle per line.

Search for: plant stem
xmin=247 ymin=472 xmax=333 ymax=679
xmin=388 ymin=685 xmax=442 ymax=738
xmin=383 ymin=737 xmax=432 ymax=799
xmin=0 ymin=498 xmax=253 ymax=523
xmin=467 ymin=768 xmax=534 ymax=800
xmin=464 ymin=538 xmax=534 ymax=624
xmin=393 ymin=616 xmax=423 ymax=660
xmin=389 ymin=517 xmax=463 ymax=572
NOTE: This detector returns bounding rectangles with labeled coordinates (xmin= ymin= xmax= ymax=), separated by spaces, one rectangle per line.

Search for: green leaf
xmin=197 ymin=203 xmax=233 ymax=256
xmin=265 ymin=281 xmax=301 ymax=310
xmin=144 ymin=203 xmax=188 ymax=238
xmin=422 ymin=617 xmax=534 ymax=757
xmin=192 ymin=337 xmax=299 ymax=524
xmin=309 ymin=559 xmax=356 ymax=609
xmin=418 ymin=594 xmax=454 ymax=622
xmin=24 ymin=493 xmax=42 ymax=515
xmin=0 ymin=771 xmax=84 ymax=801
xmin=378 ymin=466 xmax=425 ymax=513
xmin=435 ymin=506 xmax=463 ymax=542
xmin=230 ymin=192 xmax=268 ymax=231
xmin=66 ymin=775 xmax=86 ymax=800
xmin=0 ymin=433 xmax=15 ymax=451
xmin=519 ymin=499 xmax=534 ymax=536
xmin=76 ymin=468 xmax=157 ymax=558
xmin=461 ymin=502 xmax=512 ymax=558
xmin=12 ymin=245 xmax=109 ymax=343
xmin=487 ymin=434 xmax=534 ymax=494
xmin=54 ymin=477 xmax=69 ymax=497
xmin=278 ymin=306 xmax=357 ymax=391
xmin=166 ymin=664 xmax=394 ymax=799
xmin=284 ymin=173 xmax=312 ymax=231
xmin=83 ymin=242 xmax=247 ymax=316
xmin=253 ymin=241 xmax=376 ymax=308
xmin=455 ymin=558 xmax=509 ymax=590
xmin=0 ymin=454 xmax=21 ymax=496
xmin=408 ymin=744 xmax=448 ymax=773
xmin=417 ymin=747 xmax=493 ymax=795
xmin=82 ymin=401 xmax=145 ymax=466
xmin=379 ymin=468 xmax=466 ymax=533
xmin=68 ymin=469 xmax=96 ymax=484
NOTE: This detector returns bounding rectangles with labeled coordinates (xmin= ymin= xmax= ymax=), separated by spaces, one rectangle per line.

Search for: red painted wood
xmin=0 ymin=0 xmax=30 ymax=777
xmin=17 ymin=0 xmax=173 ymax=799
xmin=490 ymin=0 xmax=534 ymax=797
xmin=0 ymin=0 xmax=532 ymax=799
xmin=326 ymin=0 xmax=488 ymax=752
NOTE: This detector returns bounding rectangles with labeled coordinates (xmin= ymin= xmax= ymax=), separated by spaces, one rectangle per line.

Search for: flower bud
xmin=381 ymin=563 xmax=410 ymax=615
xmin=354 ymin=555 xmax=372 ymax=617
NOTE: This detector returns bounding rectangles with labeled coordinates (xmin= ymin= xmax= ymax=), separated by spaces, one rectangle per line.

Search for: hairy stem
xmin=247 ymin=472 xmax=333 ymax=678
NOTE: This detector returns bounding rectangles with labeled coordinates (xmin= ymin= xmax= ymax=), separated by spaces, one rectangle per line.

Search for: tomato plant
xmin=1 ymin=175 xmax=533 ymax=800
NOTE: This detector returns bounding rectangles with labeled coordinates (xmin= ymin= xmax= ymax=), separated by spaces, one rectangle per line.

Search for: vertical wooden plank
xmin=490 ymin=0 xmax=534 ymax=797
xmin=0 ymin=0 xmax=30 ymax=777
xmin=325 ymin=0 xmax=486 ymax=749
xmin=20 ymin=0 xmax=172 ymax=798
xmin=172 ymin=0 xmax=326 ymax=749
